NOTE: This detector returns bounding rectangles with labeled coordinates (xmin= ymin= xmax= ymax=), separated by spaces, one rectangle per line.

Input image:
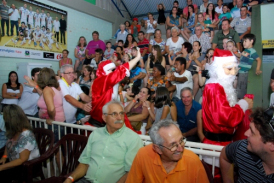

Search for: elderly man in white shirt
xmin=189 ymin=24 xmax=211 ymax=54
xmin=59 ymin=64 xmax=91 ymax=127
xmin=116 ymin=24 xmax=128 ymax=46
xmin=8 ymin=4 xmax=20 ymax=36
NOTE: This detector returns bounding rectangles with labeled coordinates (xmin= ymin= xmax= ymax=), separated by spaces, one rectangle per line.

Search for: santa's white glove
xmin=79 ymin=115 xmax=90 ymax=125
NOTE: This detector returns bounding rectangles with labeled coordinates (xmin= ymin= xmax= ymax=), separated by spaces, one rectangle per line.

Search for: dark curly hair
xmin=251 ymin=107 xmax=274 ymax=143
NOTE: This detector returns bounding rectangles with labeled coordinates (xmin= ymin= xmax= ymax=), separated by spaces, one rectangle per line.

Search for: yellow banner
xmin=262 ymin=40 xmax=274 ymax=48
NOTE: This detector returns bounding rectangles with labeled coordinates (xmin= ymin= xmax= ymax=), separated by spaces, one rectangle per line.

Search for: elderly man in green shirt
xmin=64 ymin=100 xmax=143 ymax=183
xmin=212 ymin=19 xmax=241 ymax=49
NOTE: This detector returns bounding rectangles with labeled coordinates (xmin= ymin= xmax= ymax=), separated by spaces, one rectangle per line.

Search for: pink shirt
xmin=183 ymin=4 xmax=198 ymax=16
xmin=37 ymin=87 xmax=65 ymax=122
xmin=86 ymin=39 xmax=106 ymax=55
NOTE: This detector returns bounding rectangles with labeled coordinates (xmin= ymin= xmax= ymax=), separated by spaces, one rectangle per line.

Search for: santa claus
xmin=202 ymin=48 xmax=253 ymax=146
xmin=202 ymin=49 xmax=253 ymax=182
xmin=87 ymin=49 xmax=142 ymax=132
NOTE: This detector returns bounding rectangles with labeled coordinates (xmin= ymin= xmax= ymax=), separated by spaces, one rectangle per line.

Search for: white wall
xmin=0 ymin=0 xmax=112 ymax=96
xmin=261 ymin=4 xmax=274 ymax=40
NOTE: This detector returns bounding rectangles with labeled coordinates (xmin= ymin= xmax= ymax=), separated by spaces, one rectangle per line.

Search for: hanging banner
xmin=0 ymin=0 xmax=67 ymax=61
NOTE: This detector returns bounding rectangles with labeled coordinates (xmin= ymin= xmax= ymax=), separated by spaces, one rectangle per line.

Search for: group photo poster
xmin=0 ymin=0 xmax=67 ymax=61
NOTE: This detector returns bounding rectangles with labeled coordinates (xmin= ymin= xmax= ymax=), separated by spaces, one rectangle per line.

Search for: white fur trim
xmin=103 ymin=63 xmax=116 ymax=73
xmin=125 ymin=67 xmax=130 ymax=77
xmin=203 ymin=156 xmax=220 ymax=167
xmin=214 ymin=56 xmax=237 ymax=64
xmin=237 ymin=99 xmax=249 ymax=113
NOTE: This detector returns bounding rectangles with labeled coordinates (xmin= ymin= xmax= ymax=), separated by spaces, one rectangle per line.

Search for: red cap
xmin=212 ymin=48 xmax=237 ymax=63
xmin=133 ymin=17 xmax=138 ymax=22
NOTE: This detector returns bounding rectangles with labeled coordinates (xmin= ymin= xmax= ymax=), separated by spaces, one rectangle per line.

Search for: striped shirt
xmin=0 ymin=4 xmax=10 ymax=19
xmin=137 ymin=38 xmax=149 ymax=54
xmin=226 ymin=139 xmax=274 ymax=182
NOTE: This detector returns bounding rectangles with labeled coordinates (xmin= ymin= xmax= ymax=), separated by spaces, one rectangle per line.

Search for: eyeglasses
xmin=63 ymin=72 xmax=76 ymax=75
xmin=263 ymin=107 xmax=274 ymax=132
xmin=104 ymin=112 xmax=125 ymax=118
xmin=158 ymin=137 xmax=186 ymax=152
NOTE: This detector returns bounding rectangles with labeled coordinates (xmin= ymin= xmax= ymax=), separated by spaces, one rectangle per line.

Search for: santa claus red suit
xmin=202 ymin=49 xmax=251 ymax=183
xmin=202 ymin=49 xmax=249 ymax=146
xmin=87 ymin=60 xmax=137 ymax=132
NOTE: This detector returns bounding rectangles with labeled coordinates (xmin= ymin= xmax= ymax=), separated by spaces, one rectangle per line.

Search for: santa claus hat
xmin=96 ymin=60 xmax=116 ymax=78
xmin=212 ymin=48 xmax=237 ymax=64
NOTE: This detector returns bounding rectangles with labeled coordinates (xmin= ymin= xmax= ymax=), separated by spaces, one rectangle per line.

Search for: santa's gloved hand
xmin=80 ymin=115 xmax=90 ymax=124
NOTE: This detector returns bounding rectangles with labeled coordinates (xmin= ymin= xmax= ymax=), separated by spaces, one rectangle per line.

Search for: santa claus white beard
xmin=217 ymin=74 xmax=237 ymax=107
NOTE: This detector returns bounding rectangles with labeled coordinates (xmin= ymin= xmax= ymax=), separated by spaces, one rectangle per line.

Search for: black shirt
xmin=59 ymin=19 xmax=66 ymax=31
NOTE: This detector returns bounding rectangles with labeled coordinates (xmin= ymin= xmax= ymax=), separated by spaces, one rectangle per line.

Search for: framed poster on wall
xmin=0 ymin=0 xmax=67 ymax=61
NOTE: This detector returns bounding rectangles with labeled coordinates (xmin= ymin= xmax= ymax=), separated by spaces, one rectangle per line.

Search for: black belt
xmin=88 ymin=117 xmax=106 ymax=127
xmin=204 ymin=131 xmax=233 ymax=142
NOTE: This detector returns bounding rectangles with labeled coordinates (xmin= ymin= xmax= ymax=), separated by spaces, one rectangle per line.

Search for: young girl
xmin=143 ymin=87 xmax=177 ymax=132
xmin=187 ymin=41 xmax=204 ymax=97
xmin=145 ymin=13 xmax=157 ymax=40
xmin=157 ymin=3 xmax=166 ymax=24
xmin=204 ymin=14 xmax=214 ymax=42
xmin=89 ymin=69 xmax=96 ymax=97
xmin=226 ymin=39 xmax=241 ymax=58
xmin=181 ymin=5 xmax=197 ymax=41
xmin=59 ymin=49 xmax=72 ymax=68
xmin=119 ymin=84 xmax=140 ymax=107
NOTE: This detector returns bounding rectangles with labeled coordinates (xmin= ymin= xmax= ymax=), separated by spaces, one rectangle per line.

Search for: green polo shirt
xmin=78 ymin=124 xmax=143 ymax=183
xmin=212 ymin=29 xmax=240 ymax=49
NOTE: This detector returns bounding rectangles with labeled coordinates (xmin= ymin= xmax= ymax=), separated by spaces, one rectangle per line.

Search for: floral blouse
xmin=148 ymin=76 xmax=169 ymax=92
xmin=6 ymin=130 xmax=40 ymax=161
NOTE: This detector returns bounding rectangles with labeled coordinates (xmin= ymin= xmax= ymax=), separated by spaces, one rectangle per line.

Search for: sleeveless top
xmin=149 ymin=59 xmax=162 ymax=69
xmin=158 ymin=9 xmax=166 ymax=24
xmin=130 ymin=103 xmax=149 ymax=123
xmin=1 ymin=83 xmax=21 ymax=105
xmin=169 ymin=14 xmax=180 ymax=26
xmin=37 ymin=87 xmax=65 ymax=122
xmin=60 ymin=58 xmax=70 ymax=67
xmin=154 ymin=105 xmax=172 ymax=123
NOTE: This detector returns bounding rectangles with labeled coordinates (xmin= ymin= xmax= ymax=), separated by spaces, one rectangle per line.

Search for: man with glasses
xmin=189 ymin=24 xmax=211 ymax=55
xmin=220 ymin=107 xmax=274 ymax=182
xmin=64 ymin=100 xmax=143 ymax=183
xmin=126 ymin=119 xmax=209 ymax=183
xmin=59 ymin=64 xmax=91 ymax=125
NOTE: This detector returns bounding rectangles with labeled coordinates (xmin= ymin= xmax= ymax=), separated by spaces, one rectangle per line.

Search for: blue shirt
xmin=130 ymin=67 xmax=141 ymax=80
xmin=176 ymin=100 xmax=202 ymax=133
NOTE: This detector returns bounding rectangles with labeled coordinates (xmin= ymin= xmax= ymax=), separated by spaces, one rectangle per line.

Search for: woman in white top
xmin=165 ymin=27 xmax=185 ymax=64
xmin=1 ymin=71 xmax=23 ymax=111
xmin=145 ymin=13 xmax=157 ymax=40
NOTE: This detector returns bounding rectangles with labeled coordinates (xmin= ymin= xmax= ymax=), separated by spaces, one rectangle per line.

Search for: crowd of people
xmin=1 ymin=0 xmax=274 ymax=182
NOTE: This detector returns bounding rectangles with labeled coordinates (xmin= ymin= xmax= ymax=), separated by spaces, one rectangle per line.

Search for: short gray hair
xmin=120 ymin=24 xmax=125 ymax=28
xmin=180 ymin=87 xmax=193 ymax=96
xmin=102 ymin=100 xmax=124 ymax=114
xmin=150 ymin=119 xmax=179 ymax=146
xmin=171 ymin=26 xmax=179 ymax=33
xmin=60 ymin=64 xmax=74 ymax=73
xmin=195 ymin=24 xmax=203 ymax=30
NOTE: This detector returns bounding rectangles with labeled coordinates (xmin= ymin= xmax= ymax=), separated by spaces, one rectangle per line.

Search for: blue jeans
xmin=10 ymin=20 xmax=19 ymax=36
